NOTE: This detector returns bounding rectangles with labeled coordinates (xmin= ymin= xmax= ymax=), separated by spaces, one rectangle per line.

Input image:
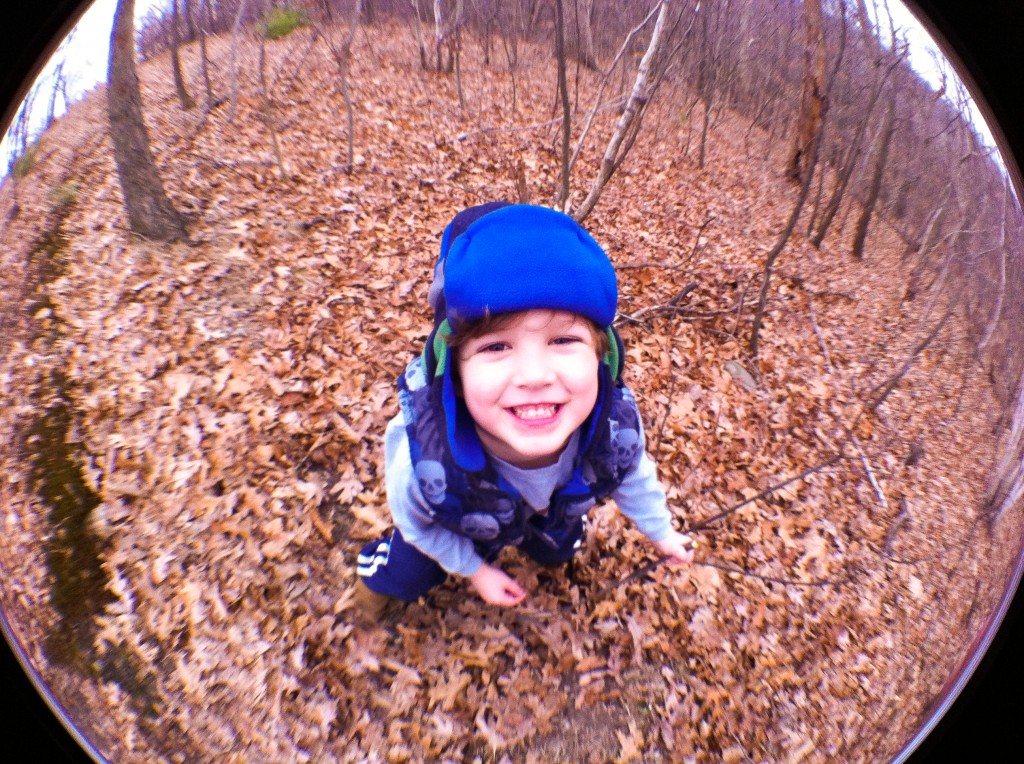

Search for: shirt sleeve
xmin=383 ymin=412 xmax=484 ymax=577
xmin=611 ymin=427 xmax=674 ymax=543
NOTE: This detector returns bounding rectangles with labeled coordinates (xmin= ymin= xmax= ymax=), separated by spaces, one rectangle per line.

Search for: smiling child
xmin=355 ymin=203 xmax=693 ymax=614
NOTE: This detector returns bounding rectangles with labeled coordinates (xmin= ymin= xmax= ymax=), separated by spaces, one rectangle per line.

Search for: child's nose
xmin=512 ymin=352 xmax=555 ymax=386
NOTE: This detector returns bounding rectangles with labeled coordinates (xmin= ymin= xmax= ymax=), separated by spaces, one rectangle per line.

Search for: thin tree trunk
xmin=572 ymin=0 xmax=671 ymax=223
xmin=198 ymin=0 xmax=214 ymax=105
xmin=976 ymin=178 xmax=1011 ymax=356
xmin=566 ymin=3 xmax=660 ymax=180
xmin=433 ymin=0 xmax=444 ymax=71
xmin=984 ymin=380 xmax=1024 ymax=529
xmin=108 ymin=0 xmax=187 ymax=241
xmin=750 ymin=123 xmax=822 ymax=355
xmin=698 ymin=97 xmax=711 ymax=169
xmin=851 ymin=96 xmax=896 ymax=259
xmin=322 ymin=0 xmax=362 ymax=172
xmin=566 ymin=0 xmax=597 ymax=70
xmin=171 ymin=0 xmax=196 ymax=110
xmin=554 ymin=0 xmax=572 ymax=211
xmin=256 ymin=5 xmax=286 ymax=180
xmin=227 ymin=0 xmax=249 ymax=123
xmin=411 ymin=0 xmax=428 ymax=69
xmin=785 ymin=0 xmax=826 ymax=184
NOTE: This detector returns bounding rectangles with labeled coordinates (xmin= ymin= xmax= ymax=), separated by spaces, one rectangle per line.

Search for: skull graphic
xmin=415 ymin=460 xmax=447 ymax=504
xmin=460 ymin=513 xmax=500 ymax=541
xmin=610 ymin=421 xmax=642 ymax=469
xmin=493 ymin=497 xmax=517 ymax=524
xmin=404 ymin=360 xmax=428 ymax=391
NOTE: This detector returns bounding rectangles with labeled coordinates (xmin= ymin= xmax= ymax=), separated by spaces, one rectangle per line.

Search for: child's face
xmin=456 ymin=309 xmax=601 ymax=469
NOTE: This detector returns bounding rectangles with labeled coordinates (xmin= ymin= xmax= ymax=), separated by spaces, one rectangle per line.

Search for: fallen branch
xmin=807 ymin=297 xmax=835 ymax=373
xmin=852 ymin=433 xmax=888 ymax=510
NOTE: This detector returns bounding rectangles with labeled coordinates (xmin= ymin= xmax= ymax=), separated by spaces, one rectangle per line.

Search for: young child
xmin=355 ymin=202 xmax=693 ymax=614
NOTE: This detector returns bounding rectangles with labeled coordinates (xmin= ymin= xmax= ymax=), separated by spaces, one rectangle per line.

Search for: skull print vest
xmin=396 ymin=355 xmax=645 ymax=558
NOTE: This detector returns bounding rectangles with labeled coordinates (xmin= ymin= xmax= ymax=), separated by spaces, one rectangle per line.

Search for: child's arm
xmin=612 ymin=450 xmax=695 ymax=567
xmin=384 ymin=414 xmax=485 ymax=577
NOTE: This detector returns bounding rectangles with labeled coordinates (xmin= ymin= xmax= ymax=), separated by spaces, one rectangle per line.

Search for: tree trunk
xmin=785 ymin=0 xmax=826 ymax=184
xmin=257 ymin=0 xmax=286 ymax=179
xmin=170 ymin=0 xmax=196 ymax=110
xmin=227 ymin=0 xmax=249 ymax=123
xmin=566 ymin=0 xmax=597 ymax=70
xmin=107 ymin=0 xmax=187 ymax=242
xmin=851 ymin=95 xmax=896 ymax=260
xmin=322 ymin=0 xmax=362 ymax=172
xmin=572 ymin=0 xmax=673 ymax=223
xmin=198 ymin=0 xmax=214 ymax=106
xmin=411 ymin=0 xmax=428 ymax=69
xmin=750 ymin=115 xmax=823 ymax=356
xmin=554 ymin=0 xmax=572 ymax=210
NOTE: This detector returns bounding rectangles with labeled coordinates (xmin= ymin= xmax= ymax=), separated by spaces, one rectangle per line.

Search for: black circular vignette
xmin=1 ymin=1 xmax=1022 ymax=762
xmin=900 ymin=4 xmax=1024 ymax=762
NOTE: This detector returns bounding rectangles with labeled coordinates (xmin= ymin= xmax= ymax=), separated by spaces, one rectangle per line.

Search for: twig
xmin=456 ymin=116 xmax=565 ymax=142
xmin=687 ymin=452 xmax=846 ymax=534
xmin=594 ymin=452 xmax=849 ymax=598
xmin=807 ymin=297 xmax=835 ymax=373
xmin=652 ymin=368 xmax=679 ymax=457
xmin=596 ymin=552 xmax=848 ymax=598
xmin=617 ymin=261 xmax=692 ymax=272
xmin=852 ymin=433 xmax=888 ymax=510
xmin=615 ymin=282 xmax=699 ymax=324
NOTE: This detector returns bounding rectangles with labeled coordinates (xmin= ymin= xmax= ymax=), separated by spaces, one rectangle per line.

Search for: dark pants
xmin=357 ymin=523 xmax=583 ymax=602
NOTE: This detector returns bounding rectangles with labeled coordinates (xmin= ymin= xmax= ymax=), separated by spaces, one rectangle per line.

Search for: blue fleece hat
xmin=428 ymin=203 xmax=618 ymax=331
xmin=423 ymin=203 xmax=624 ymax=471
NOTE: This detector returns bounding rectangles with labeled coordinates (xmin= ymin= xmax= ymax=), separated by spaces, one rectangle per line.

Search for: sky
xmin=0 ymin=0 xmax=1001 ymax=171
xmin=0 ymin=0 xmax=167 ymax=167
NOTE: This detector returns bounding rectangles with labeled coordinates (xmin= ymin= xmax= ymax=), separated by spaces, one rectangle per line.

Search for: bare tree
xmin=170 ymin=0 xmax=196 ymax=109
xmin=255 ymin=0 xmax=286 ymax=178
xmin=750 ymin=116 xmax=824 ymax=356
xmin=554 ymin=0 xmax=572 ymax=209
xmin=571 ymin=0 xmax=677 ymax=222
xmin=976 ymin=178 xmax=1012 ymax=356
xmin=566 ymin=0 xmax=597 ymax=70
xmin=107 ymin=0 xmax=188 ymax=241
xmin=319 ymin=0 xmax=363 ymax=172
xmin=850 ymin=93 xmax=895 ymax=259
xmin=411 ymin=0 xmax=429 ymax=69
xmin=227 ymin=0 xmax=250 ymax=122
xmin=197 ymin=0 xmax=216 ymax=106
xmin=565 ymin=3 xmax=661 ymax=180
xmin=785 ymin=0 xmax=826 ymax=184
xmin=809 ymin=53 xmax=900 ymax=248
xmin=983 ymin=380 xmax=1024 ymax=529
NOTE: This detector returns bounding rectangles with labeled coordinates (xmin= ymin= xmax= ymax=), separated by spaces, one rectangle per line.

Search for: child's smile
xmin=457 ymin=310 xmax=601 ymax=469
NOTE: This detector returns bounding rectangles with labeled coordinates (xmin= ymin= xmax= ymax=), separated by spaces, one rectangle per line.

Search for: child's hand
xmin=653 ymin=531 xmax=696 ymax=566
xmin=469 ymin=563 xmax=527 ymax=607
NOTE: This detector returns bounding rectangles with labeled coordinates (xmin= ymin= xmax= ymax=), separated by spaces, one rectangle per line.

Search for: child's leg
xmin=356 ymin=528 xmax=448 ymax=601
xmin=518 ymin=518 xmax=585 ymax=566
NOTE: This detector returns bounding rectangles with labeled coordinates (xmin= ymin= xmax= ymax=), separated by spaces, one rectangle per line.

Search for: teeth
xmin=512 ymin=405 xmax=557 ymax=420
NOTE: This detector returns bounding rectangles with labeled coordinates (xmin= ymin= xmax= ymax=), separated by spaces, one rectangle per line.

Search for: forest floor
xmin=1 ymin=18 xmax=1021 ymax=764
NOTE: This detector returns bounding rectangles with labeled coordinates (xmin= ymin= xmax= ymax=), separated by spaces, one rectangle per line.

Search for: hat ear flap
xmin=430 ymin=201 xmax=513 ymax=326
xmin=604 ymin=326 xmax=625 ymax=382
xmin=423 ymin=319 xmax=453 ymax=378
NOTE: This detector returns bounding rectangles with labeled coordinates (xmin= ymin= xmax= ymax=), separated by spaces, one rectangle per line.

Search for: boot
xmin=352 ymin=578 xmax=396 ymax=623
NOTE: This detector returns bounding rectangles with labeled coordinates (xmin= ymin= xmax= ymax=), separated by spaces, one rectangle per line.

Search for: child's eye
xmin=478 ymin=341 xmax=510 ymax=353
xmin=552 ymin=335 xmax=584 ymax=346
